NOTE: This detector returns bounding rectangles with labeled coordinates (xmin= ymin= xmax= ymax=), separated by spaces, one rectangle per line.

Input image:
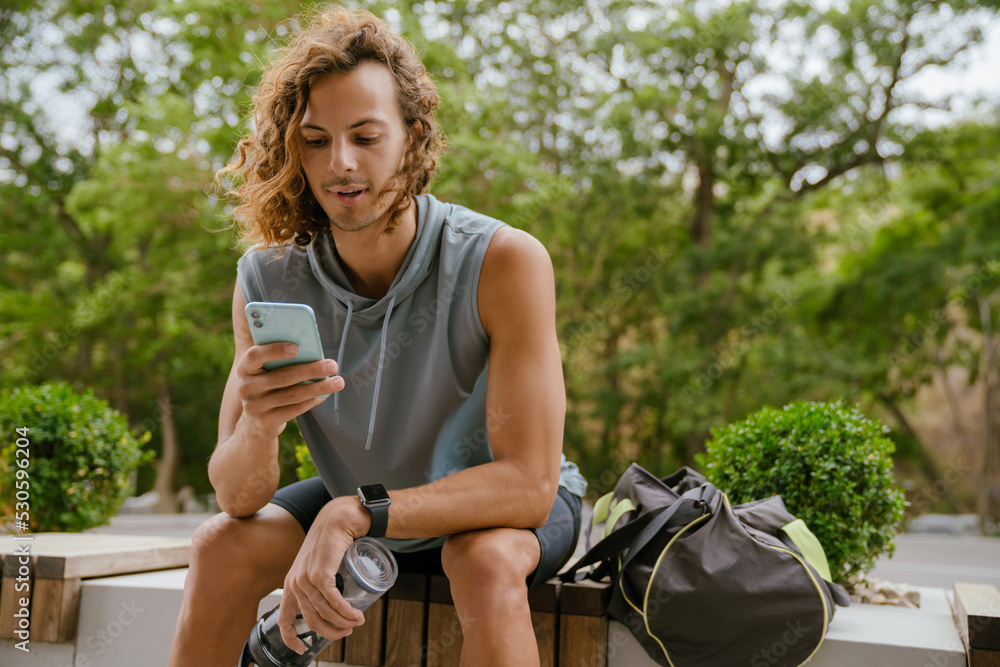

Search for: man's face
xmin=299 ymin=61 xmax=411 ymax=233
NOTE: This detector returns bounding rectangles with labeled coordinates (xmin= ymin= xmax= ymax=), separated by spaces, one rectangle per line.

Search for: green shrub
xmin=0 ymin=382 xmax=151 ymax=532
xmin=295 ymin=442 xmax=318 ymax=480
xmin=698 ymin=400 xmax=905 ymax=584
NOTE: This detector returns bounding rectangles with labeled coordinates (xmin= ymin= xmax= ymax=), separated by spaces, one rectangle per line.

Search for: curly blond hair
xmin=221 ymin=6 xmax=446 ymax=248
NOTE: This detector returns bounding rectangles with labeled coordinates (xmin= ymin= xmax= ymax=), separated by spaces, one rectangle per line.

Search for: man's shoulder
xmin=430 ymin=195 xmax=507 ymax=238
xmin=480 ymin=227 xmax=552 ymax=277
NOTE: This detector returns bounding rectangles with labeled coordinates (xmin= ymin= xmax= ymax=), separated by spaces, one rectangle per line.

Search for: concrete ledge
xmin=3 ymin=568 xmax=969 ymax=667
xmin=603 ymin=587 xmax=965 ymax=667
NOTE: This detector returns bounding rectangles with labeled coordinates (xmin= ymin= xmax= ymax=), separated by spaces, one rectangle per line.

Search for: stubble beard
xmin=327 ymin=205 xmax=382 ymax=233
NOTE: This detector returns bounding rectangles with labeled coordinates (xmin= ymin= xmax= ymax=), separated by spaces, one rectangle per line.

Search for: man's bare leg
xmin=442 ymin=528 xmax=542 ymax=667
xmin=168 ymin=504 xmax=305 ymax=667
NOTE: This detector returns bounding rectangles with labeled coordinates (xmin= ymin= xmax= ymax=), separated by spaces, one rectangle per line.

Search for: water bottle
xmin=239 ymin=537 xmax=398 ymax=666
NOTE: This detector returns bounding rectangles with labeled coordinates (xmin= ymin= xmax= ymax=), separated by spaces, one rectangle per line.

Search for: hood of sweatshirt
xmin=305 ymin=194 xmax=441 ymax=450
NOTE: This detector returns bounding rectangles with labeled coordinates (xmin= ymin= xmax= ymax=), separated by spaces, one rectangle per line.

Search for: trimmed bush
xmin=0 ymin=382 xmax=151 ymax=532
xmin=698 ymin=400 xmax=905 ymax=584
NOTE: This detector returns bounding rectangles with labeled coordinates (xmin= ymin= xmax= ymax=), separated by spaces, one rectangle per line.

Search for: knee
xmin=441 ymin=529 xmax=534 ymax=604
xmin=189 ymin=512 xmax=256 ymax=571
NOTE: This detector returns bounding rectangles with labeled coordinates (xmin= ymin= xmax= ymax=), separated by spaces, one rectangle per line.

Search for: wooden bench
xmin=0 ymin=533 xmax=190 ymax=643
xmin=0 ymin=532 xmax=607 ymax=663
xmin=954 ymin=582 xmax=1000 ymax=667
xmin=310 ymin=574 xmax=611 ymax=667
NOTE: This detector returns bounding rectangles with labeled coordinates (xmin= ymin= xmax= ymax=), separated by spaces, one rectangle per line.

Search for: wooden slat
xmin=532 ymin=610 xmax=557 ymax=667
xmin=317 ymin=635 xmax=345 ymax=663
xmin=531 ymin=578 xmax=561 ymax=667
xmin=344 ymin=595 xmax=387 ymax=665
xmin=559 ymin=580 xmax=609 ymax=667
xmin=386 ymin=598 xmax=426 ymax=667
xmin=389 ymin=572 xmax=429 ymax=602
xmin=558 ymin=614 xmax=606 ymax=667
xmin=428 ymin=574 xmax=452 ymax=605
xmin=0 ymin=534 xmax=190 ymax=579
xmin=425 ymin=602 xmax=463 ymax=667
xmin=32 ymin=577 xmax=81 ymax=642
xmin=969 ymin=649 xmax=1000 ymax=667
xmin=529 ymin=579 xmax=560 ymax=613
xmin=560 ymin=580 xmax=610 ymax=617
xmin=955 ymin=583 xmax=1000 ymax=651
xmin=0 ymin=553 xmax=33 ymax=640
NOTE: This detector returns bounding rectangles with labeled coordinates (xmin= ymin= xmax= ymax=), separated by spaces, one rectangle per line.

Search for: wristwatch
xmin=357 ymin=484 xmax=391 ymax=538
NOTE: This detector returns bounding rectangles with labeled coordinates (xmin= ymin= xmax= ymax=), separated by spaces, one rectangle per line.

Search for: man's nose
xmin=327 ymin=139 xmax=358 ymax=173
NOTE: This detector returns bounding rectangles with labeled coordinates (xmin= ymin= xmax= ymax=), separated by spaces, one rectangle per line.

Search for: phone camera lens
xmin=252 ymin=321 xmax=263 ymax=328
xmin=250 ymin=311 xmax=261 ymax=319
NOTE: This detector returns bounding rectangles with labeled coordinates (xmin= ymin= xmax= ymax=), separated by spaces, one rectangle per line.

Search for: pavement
xmin=86 ymin=511 xmax=1000 ymax=590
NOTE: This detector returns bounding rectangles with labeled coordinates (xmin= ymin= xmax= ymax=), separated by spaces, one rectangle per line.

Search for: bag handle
xmin=560 ymin=484 xmax=715 ymax=583
xmin=618 ymin=483 xmax=716 ymax=574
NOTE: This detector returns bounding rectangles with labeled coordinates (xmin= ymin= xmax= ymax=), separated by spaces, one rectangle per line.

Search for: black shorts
xmin=270 ymin=476 xmax=582 ymax=590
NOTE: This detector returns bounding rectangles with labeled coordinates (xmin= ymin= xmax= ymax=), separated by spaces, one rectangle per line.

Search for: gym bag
xmin=560 ymin=465 xmax=850 ymax=667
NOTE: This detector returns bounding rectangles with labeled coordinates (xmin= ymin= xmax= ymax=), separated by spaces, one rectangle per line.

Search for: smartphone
xmin=244 ymin=301 xmax=331 ymax=395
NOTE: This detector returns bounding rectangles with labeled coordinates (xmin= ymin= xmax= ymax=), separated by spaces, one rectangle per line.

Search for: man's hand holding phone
xmin=236 ymin=302 xmax=344 ymax=441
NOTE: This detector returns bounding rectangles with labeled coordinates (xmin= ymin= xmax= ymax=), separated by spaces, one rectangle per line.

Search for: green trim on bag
xmin=593 ymin=492 xmax=614 ymax=527
xmin=640 ymin=512 xmax=711 ymax=667
xmin=782 ymin=519 xmax=833 ymax=583
xmin=604 ymin=498 xmax=637 ymax=538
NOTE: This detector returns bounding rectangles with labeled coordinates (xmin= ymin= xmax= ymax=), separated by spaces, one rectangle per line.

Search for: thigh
xmin=269 ymin=475 xmax=334 ymax=534
xmin=191 ymin=503 xmax=307 ymax=592
xmin=528 ymin=486 xmax=583 ymax=589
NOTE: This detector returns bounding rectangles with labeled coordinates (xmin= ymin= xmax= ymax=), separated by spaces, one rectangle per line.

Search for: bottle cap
xmin=345 ymin=537 xmax=398 ymax=594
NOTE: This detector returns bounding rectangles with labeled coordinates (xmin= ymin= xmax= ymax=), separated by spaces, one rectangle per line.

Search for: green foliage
xmin=698 ymin=401 xmax=906 ymax=583
xmin=295 ymin=443 xmax=318 ymax=481
xmin=0 ymin=383 xmax=152 ymax=532
xmin=0 ymin=0 xmax=997 ymax=515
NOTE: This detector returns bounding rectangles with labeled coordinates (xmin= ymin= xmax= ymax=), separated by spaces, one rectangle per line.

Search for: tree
xmin=815 ymin=121 xmax=1000 ymax=529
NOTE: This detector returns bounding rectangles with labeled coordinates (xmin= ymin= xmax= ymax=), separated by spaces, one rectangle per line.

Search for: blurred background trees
xmin=2 ymin=0 xmax=998 ymax=529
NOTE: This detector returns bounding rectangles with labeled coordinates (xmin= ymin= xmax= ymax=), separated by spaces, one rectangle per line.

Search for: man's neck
xmin=330 ymin=199 xmax=418 ymax=300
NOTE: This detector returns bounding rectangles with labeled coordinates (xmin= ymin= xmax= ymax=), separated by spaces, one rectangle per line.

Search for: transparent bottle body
xmin=241 ymin=538 xmax=398 ymax=667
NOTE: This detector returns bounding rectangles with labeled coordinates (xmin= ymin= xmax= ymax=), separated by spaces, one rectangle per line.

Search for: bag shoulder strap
xmin=560 ymin=484 xmax=715 ymax=583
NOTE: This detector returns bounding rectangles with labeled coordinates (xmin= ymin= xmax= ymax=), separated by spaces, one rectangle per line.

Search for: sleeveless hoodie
xmin=237 ymin=194 xmax=587 ymax=552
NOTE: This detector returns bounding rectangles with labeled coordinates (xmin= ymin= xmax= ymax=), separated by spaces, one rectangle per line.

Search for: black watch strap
xmin=358 ymin=485 xmax=390 ymax=538
xmin=365 ymin=502 xmax=389 ymax=538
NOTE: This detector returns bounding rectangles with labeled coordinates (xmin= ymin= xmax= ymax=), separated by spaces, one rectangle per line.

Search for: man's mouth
xmin=332 ymin=188 xmax=366 ymax=205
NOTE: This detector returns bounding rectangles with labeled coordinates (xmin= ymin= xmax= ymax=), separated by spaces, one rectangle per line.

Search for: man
xmin=168 ymin=7 xmax=586 ymax=666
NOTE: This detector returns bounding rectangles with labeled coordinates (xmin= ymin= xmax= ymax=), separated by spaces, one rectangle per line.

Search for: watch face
xmin=359 ymin=484 xmax=390 ymax=505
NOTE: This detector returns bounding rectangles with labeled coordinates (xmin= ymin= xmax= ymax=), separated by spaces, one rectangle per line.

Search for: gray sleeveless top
xmin=237 ymin=194 xmax=587 ymax=552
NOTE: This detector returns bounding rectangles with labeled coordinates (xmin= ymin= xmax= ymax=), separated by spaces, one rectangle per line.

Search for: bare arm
xmin=320 ymin=226 xmax=566 ymax=537
xmin=277 ymin=226 xmax=567 ymax=650
xmin=208 ymin=282 xmax=343 ymax=517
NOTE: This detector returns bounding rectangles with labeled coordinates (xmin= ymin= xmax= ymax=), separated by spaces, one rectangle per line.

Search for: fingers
xmin=292 ymin=578 xmax=364 ymax=643
xmin=276 ymin=588 xmax=307 ymax=655
xmin=243 ymin=343 xmax=339 ymax=383
xmin=235 ymin=344 xmax=344 ymax=434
